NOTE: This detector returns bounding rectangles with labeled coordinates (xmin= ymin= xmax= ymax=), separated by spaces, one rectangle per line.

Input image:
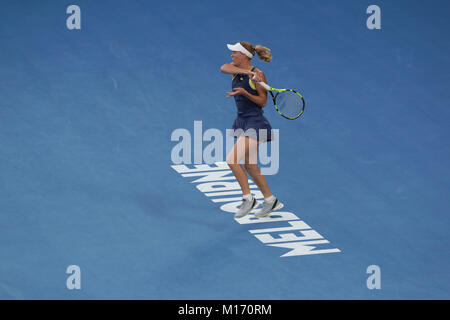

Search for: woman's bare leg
xmin=227 ymin=136 xmax=273 ymax=198
xmin=243 ymin=137 xmax=272 ymax=198
xmin=226 ymin=136 xmax=251 ymax=195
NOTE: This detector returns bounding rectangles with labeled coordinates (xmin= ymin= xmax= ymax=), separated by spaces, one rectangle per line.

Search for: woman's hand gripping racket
xmin=252 ymin=72 xmax=306 ymax=120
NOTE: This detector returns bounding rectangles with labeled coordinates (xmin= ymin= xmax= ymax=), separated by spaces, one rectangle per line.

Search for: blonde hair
xmin=240 ymin=41 xmax=272 ymax=62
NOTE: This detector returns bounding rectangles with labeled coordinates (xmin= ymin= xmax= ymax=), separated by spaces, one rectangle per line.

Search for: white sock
xmin=265 ymin=195 xmax=276 ymax=203
xmin=243 ymin=193 xmax=253 ymax=200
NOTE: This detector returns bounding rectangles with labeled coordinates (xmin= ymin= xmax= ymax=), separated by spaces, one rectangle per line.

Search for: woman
xmin=220 ymin=41 xmax=283 ymax=219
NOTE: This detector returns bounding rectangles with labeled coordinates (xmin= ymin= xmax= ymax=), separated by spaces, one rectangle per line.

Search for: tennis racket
xmin=258 ymin=81 xmax=306 ymax=120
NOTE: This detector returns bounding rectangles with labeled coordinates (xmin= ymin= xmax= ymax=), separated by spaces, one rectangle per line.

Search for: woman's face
xmin=231 ymin=51 xmax=248 ymax=66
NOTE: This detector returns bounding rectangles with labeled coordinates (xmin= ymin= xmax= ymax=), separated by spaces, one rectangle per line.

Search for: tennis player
xmin=220 ymin=41 xmax=283 ymax=219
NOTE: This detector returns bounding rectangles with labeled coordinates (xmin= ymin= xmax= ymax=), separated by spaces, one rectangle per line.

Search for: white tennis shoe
xmin=234 ymin=197 xmax=259 ymax=219
xmin=254 ymin=197 xmax=283 ymax=218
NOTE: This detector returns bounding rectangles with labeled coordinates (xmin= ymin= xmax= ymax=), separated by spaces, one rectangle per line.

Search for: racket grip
xmin=258 ymin=82 xmax=271 ymax=91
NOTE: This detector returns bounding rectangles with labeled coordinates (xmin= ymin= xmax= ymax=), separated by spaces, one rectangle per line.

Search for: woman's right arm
xmin=220 ymin=63 xmax=254 ymax=75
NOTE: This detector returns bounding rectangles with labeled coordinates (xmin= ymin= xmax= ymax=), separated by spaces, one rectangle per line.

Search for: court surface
xmin=1 ymin=0 xmax=449 ymax=299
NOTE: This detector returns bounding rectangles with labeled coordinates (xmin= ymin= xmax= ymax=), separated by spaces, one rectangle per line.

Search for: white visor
xmin=227 ymin=42 xmax=253 ymax=58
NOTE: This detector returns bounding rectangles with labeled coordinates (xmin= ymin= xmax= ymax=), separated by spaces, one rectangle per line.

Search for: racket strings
xmin=275 ymin=90 xmax=304 ymax=119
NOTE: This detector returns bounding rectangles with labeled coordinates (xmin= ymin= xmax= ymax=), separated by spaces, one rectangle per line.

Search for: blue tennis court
xmin=1 ymin=0 xmax=449 ymax=299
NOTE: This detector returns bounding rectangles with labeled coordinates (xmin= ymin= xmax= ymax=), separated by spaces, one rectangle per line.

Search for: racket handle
xmin=258 ymin=82 xmax=272 ymax=91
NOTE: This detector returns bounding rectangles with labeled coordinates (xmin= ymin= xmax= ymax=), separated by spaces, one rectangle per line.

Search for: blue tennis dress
xmin=230 ymin=67 xmax=273 ymax=142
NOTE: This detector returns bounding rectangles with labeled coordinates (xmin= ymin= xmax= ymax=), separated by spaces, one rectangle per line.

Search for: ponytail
xmin=240 ymin=41 xmax=273 ymax=62
xmin=254 ymin=45 xmax=272 ymax=62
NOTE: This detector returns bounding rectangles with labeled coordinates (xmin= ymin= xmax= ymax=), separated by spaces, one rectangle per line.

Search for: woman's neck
xmin=237 ymin=62 xmax=253 ymax=71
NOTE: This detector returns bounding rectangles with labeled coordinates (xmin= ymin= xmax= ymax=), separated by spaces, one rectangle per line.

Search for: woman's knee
xmin=226 ymin=152 xmax=237 ymax=165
